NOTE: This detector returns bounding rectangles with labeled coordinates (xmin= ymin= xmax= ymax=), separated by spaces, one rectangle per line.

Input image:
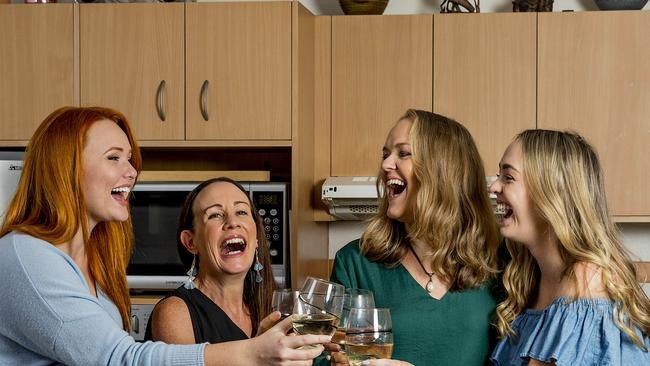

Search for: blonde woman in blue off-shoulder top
xmin=489 ymin=129 xmax=650 ymax=366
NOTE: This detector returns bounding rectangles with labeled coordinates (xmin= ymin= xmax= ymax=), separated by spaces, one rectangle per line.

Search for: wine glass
xmin=292 ymin=277 xmax=345 ymax=342
xmin=332 ymin=288 xmax=375 ymax=349
xmin=271 ymin=289 xmax=300 ymax=321
xmin=345 ymin=308 xmax=393 ymax=366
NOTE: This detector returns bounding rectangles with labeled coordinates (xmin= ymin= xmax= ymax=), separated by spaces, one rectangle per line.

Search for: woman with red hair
xmin=0 ymin=106 xmax=327 ymax=365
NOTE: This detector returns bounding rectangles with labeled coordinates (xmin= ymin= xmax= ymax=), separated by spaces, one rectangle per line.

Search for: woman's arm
xmin=529 ymin=359 xmax=555 ymax=366
xmin=149 ymin=296 xmax=196 ymax=344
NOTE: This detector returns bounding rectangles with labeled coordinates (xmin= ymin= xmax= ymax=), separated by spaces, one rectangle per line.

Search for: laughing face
xmin=382 ymin=118 xmax=417 ymax=223
xmin=82 ymin=119 xmax=137 ymax=229
xmin=182 ymin=181 xmax=258 ymax=278
xmin=489 ymin=141 xmax=548 ymax=246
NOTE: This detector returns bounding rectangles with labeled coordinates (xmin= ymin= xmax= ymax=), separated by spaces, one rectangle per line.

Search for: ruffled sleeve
xmin=491 ymin=298 xmax=650 ymax=366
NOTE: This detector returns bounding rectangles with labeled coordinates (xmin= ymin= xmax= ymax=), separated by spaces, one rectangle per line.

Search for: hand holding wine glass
xmin=345 ymin=308 xmax=393 ymax=366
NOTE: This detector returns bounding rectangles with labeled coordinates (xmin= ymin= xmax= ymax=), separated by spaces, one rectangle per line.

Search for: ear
xmin=180 ymin=230 xmax=199 ymax=255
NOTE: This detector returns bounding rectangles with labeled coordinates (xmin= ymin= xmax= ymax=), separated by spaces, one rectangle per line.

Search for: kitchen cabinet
xmin=538 ymin=11 xmax=650 ymax=218
xmin=0 ymin=4 xmax=74 ymax=141
xmin=80 ymin=2 xmax=291 ymax=143
xmin=433 ymin=13 xmax=536 ymax=174
xmin=80 ymin=4 xmax=185 ymax=141
xmin=330 ymin=15 xmax=433 ymax=176
xmin=186 ymin=2 xmax=291 ymax=141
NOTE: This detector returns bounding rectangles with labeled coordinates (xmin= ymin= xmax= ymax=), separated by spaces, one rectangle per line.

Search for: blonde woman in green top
xmin=328 ymin=110 xmax=501 ymax=366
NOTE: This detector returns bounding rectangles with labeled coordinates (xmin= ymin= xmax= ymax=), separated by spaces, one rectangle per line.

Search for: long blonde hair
xmin=0 ymin=106 xmax=142 ymax=331
xmin=495 ymin=129 xmax=650 ymax=348
xmin=362 ymin=109 xmax=500 ymax=290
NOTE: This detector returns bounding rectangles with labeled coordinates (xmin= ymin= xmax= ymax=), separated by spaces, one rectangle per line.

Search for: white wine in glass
xmin=292 ymin=277 xmax=344 ymax=339
xmin=345 ymin=308 xmax=393 ymax=366
xmin=332 ymin=288 xmax=375 ymax=349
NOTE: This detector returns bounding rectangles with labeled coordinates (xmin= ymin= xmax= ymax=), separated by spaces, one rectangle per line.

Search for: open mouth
xmin=495 ymin=202 xmax=513 ymax=220
xmin=111 ymin=186 xmax=130 ymax=201
xmin=221 ymin=237 xmax=247 ymax=256
xmin=386 ymin=178 xmax=406 ymax=198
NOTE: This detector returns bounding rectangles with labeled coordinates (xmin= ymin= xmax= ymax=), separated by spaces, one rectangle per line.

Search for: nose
xmin=125 ymin=162 xmax=137 ymax=181
xmin=223 ymin=213 xmax=242 ymax=230
xmin=382 ymin=153 xmax=396 ymax=172
xmin=488 ymin=177 xmax=501 ymax=194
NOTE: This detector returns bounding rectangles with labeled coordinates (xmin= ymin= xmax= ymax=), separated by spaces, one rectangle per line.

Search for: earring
xmin=253 ymin=248 xmax=264 ymax=283
xmin=183 ymin=255 xmax=198 ymax=290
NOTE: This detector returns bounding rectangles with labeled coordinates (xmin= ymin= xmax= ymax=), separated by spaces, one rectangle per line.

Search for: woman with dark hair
xmin=146 ymin=177 xmax=277 ymax=344
xmin=0 ymin=106 xmax=328 ymax=365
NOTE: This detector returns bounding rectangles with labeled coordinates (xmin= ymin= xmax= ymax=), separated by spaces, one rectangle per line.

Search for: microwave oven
xmin=127 ymin=181 xmax=289 ymax=291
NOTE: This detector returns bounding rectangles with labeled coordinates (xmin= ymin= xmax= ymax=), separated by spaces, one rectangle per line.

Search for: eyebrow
xmin=383 ymin=142 xmax=411 ymax=151
xmin=499 ymin=163 xmax=520 ymax=173
xmin=103 ymin=146 xmax=131 ymax=155
xmin=201 ymin=201 xmax=251 ymax=214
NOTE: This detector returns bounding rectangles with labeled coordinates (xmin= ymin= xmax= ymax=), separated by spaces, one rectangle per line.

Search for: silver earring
xmin=183 ymin=255 xmax=198 ymax=290
xmin=253 ymin=248 xmax=263 ymax=283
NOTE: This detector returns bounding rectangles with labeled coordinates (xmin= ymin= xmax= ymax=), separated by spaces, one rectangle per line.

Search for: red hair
xmin=1 ymin=106 xmax=142 ymax=331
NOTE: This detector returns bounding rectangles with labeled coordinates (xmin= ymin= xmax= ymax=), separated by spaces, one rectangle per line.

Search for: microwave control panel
xmin=249 ymin=183 xmax=287 ymax=268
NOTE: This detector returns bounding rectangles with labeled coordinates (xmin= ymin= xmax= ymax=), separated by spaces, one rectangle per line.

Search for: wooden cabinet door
xmin=80 ymin=3 xmax=184 ymax=141
xmin=538 ymin=12 xmax=650 ymax=217
xmin=0 ymin=4 xmax=74 ymax=141
xmin=185 ymin=2 xmax=291 ymax=141
xmin=331 ymin=15 xmax=433 ymax=176
xmin=434 ymin=13 xmax=536 ymax=175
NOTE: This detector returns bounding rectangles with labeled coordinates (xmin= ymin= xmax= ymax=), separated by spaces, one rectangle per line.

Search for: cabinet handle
xmin=200 ymin=80 xmax=209 ymax=121
xmin=156 ymin=80 xmax=166 ymax=122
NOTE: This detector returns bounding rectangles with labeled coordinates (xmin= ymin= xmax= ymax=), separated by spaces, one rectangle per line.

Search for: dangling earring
xmin=183 ymin=255 xmax=198 ymax=290
xmin=253 ymin=248 xmax=264 ymax=283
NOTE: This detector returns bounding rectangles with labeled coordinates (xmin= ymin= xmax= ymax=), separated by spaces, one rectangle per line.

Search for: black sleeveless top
xmin=144 ymin=286 xmax=249 ymax=343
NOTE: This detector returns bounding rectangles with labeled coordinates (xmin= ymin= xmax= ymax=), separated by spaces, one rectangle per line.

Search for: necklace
xmin=408 ymin=244 xmax=436 ymax=294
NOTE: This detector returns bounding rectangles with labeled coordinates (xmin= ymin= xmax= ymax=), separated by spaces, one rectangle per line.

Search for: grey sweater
xmin=0 ymin=232 xmax=205 ymax=366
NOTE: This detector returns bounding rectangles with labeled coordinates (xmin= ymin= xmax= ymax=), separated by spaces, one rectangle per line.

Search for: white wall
xmin=300 ymin=0 xmax=650 ymax=15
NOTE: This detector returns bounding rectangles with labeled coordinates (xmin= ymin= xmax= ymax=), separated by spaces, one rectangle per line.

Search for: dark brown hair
xmin=176 ymin=177 xmax=276 ymax=333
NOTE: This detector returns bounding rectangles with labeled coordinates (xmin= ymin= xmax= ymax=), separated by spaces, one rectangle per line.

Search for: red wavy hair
xmin=0 ymin=106 xmax=141 ymax=331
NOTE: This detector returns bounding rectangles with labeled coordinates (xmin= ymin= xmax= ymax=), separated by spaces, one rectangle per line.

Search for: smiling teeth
xmin=225 ymin=238 xmax=245 ymax=245
xmin=495 ymin=203 xmax=508 ymax=215
xmin=386 ymin=179 xmax=405 ymax=187
xmin=111 ymin=187 xmax=131 ymax=193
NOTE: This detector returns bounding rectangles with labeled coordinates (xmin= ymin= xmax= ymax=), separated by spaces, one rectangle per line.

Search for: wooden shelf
xmin=138 ymin=170 xmax=270 ymax=182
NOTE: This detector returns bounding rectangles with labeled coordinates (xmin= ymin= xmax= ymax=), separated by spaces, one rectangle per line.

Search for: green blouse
xmin=328 ymin=240 xmax=497 ymax=366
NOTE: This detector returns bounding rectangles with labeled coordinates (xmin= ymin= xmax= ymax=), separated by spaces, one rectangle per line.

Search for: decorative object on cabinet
xmin=441 ymin=0 xmax=480 ymax=13
xmin=594 ymin=0 xmax=649 ymax=10
xmin=513 ymin=0 xmax=554 ymax=11
xmin=24 ymin=0 xmax=57 ymax=3
xmin=338 ymin=0 xmax=389 ymax=15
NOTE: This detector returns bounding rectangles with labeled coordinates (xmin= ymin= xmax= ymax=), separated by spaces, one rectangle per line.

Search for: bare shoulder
xmin=573 ymin=262 xmax=608 ymax=299
xmin=150 ymin=295 xmax=196 ymax=344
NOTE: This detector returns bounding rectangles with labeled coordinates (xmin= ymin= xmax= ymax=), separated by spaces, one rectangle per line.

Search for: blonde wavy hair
xmin=495 ymin=129 xmax=650 ymax=349
xmin=361 ymin=109 xmax=501 ymax=291
xmin=1 ymin=106 xmax=142 ymax=331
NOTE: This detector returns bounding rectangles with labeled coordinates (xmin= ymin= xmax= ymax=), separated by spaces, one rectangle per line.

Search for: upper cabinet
xmin=331 ymin=15 xmax=433 ymax=176
xmin=80 ymin=2 xmax=291 ymax=143
xmin=0 ymin=4 xmax=74 ymax=141
xmin=433 ymin=13 xmax=536 ymax=174
xmin=538 ymin=11 xmax=650 ymax=218
xmin=80 ymin=4 xmax=185 ymax=141
xmin=185 ymin=2 xmax=291 ymax=141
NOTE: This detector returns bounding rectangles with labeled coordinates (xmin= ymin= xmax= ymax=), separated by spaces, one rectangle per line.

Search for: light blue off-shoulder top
xmin=490 ymin=297 xmax=650 ymax=366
